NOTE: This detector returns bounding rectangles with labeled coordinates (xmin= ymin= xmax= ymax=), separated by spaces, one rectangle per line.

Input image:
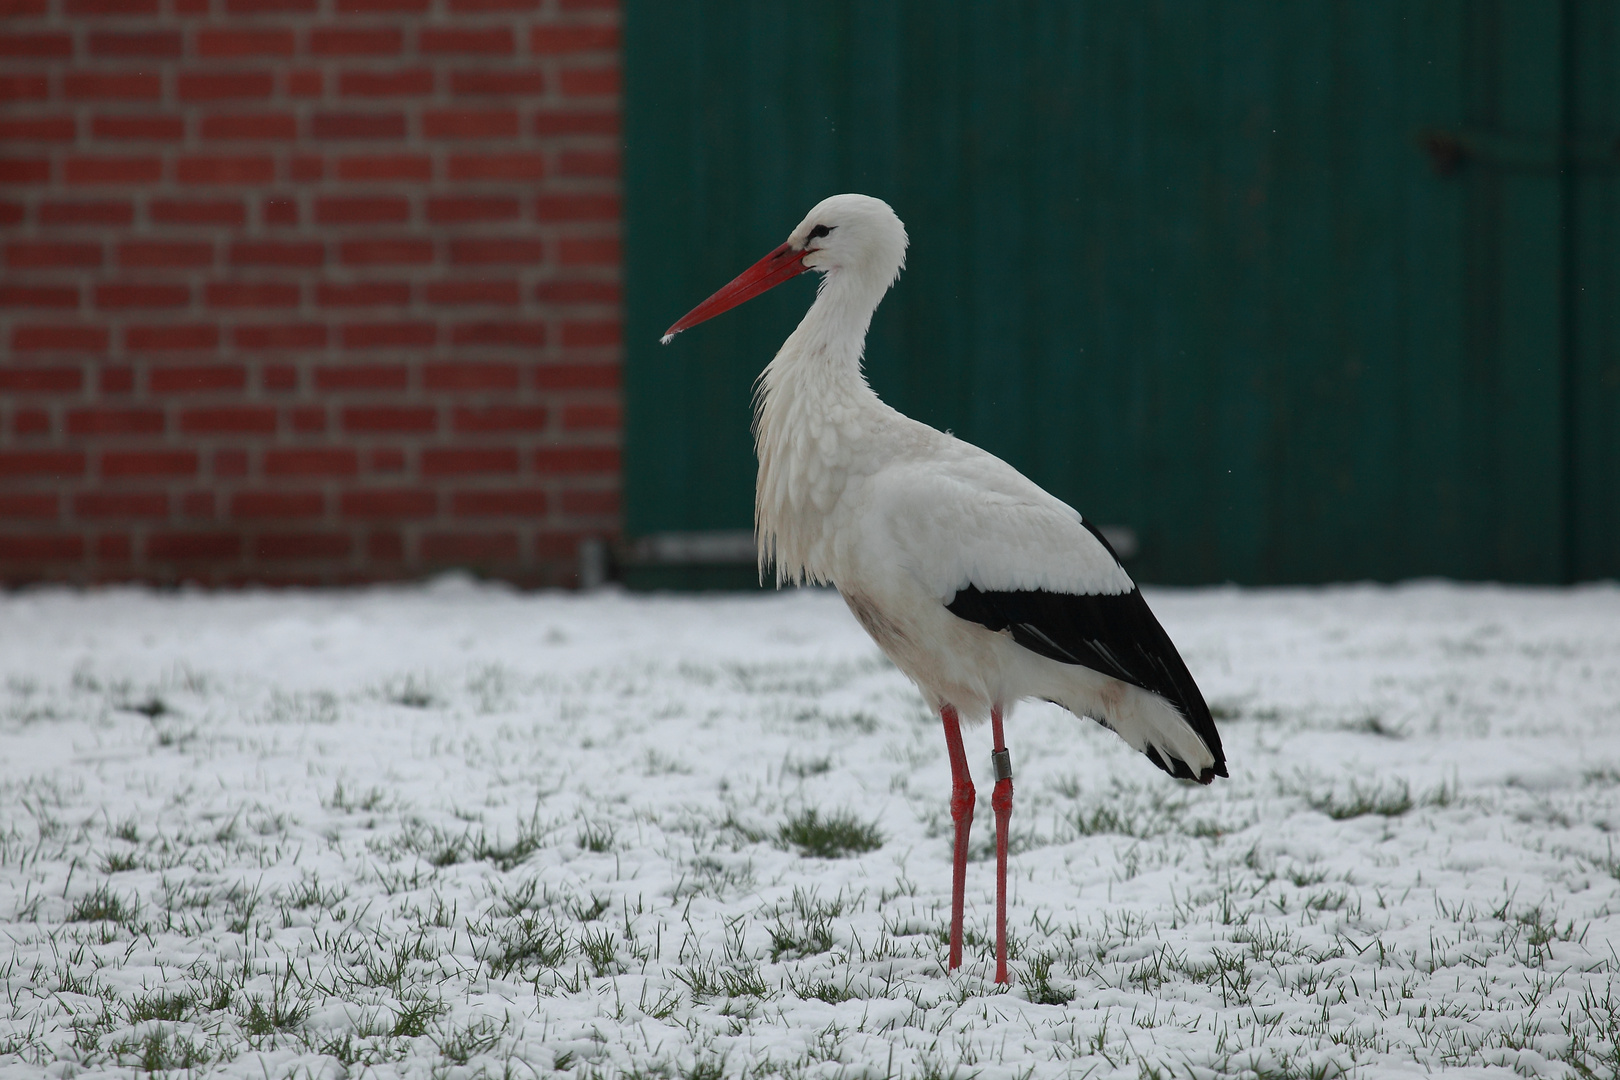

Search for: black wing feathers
xmin=945 ymin=583 xmax=1227 ymax=784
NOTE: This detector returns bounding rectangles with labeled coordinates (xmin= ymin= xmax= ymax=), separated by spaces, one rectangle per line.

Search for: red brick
xmin=340 ymin=489 xmax=435 ymax=517
xmin=180 ymin=492 xmax=215 ymax=518
xmin=122 ymin=241 xmax=213 ymax=268
xmin=336 ymin=154 xmax=431 ymax=181
xmin=369 ymin=447 xmax=405 ymax=471
xmin=563 ymin=403 xmax=618 ymax=429
xmin=337 ymin=0 xmax=426 ymax=10
xmin=562 ymin=319 xmax=619 ymax=347
xmin=262 ymin=364 xmax=298 ymax=390
xmin=12 ymin=325 xmax=107 ymax=350
xmin=287 ymin=70 xmax=322 ymax=96
xmin=427 ymin=196 xmax=518 ymax=223
xmin=423 ymin=361 xmax=518 ymax=390
xmin=178 ymin=72 xmax=275 ymax=101
xmin=0 ymin=117 xmax=76 ymax=141
xmin=452 ymin=69 xmax=544 ymax=95
xmin=64 ymin=157 xmax=163 ymax=184
xmin=0 ymin=285 xmax=79 ymax=307
xmin=340 ymin=238 xmax=432 ymax=265
xmin=101 ymin=367 xmax=134 ymax=393
xmin=558 ymin=149 xmax=618 ymax=178
xmin=536 ymin=193 xmax=618 ymax=221
xmin=96 ymin=534 xmax=132 ymax=561
xmin=231 ymin=241 xmax=322 ymax=267
xmin=67 ymin=0 xmax=157 ymax=13
xmin=8 ymin=241 xmax=102 ymax=268
xmin=530 ymin=26 xmax=618 ymax=53
xmin=67 ymin=407 xmax=165 ymax=435
xmin=0 ymin=76 xmax=49 ymax=103
xmin=151 ymin=199 xmax=246 ymax=225
xmin=338 ymin=68 xmax=433 ymax=96
xmin=453 ymin=321 xmax=545 ymax=347
xmin=535 ymin=362 xmax=617 ymax=389
xmin=0 ymin=32 xmax=67 ymax=57
xmin=149 ymin=364 xmax=245 ymax=391
xmin=0 ymin=368 xmax=82 ymax=393
xmin=176 ymin=156 xmax=276 ymax=184
xmin=450 ymin=0 xmax=536 ymax=9
xmin=309 ymin=27 xmax=402 ymax=55
xmin=213 ymin=449 xmax=248 ymax=475
xmin=422 ymin=110 xmax=518 ymax=139
xmin=146 ymin=533 xmax=239 ymax=560
xmin=559 ymin=65 xmax=619 ymax=96
xmin=0 ymin=202 xmax=19 ymax=224
xmin=559 ymin=236 xmax=619 ymax=265
xmin=226 ymin=0 xmax=315 ymax=12
xmin=421 ymin=447 xmax=519 ymax=475
xmin=196 ymin=28 xmax=296 ymax=57
xmin=316 ymin=196 xmax=409 ymax=225
xmin=37 ymin=200 xmax=135 ymax=227
xmin=91 ymin=116 xmax=185 ymax=140
xmin=562 ymin=489 xmax=617 ymax=514
xmin=199 ymin=114 xmax=297 ymax=140
xmin=367 ymin=530 xmax=404 ymax=560
xmin=341 ymin=321 xmax=435 ymax=348
xmin=534 ymin=446 xmax=618 ymax=473
xmin=0 ymin=0 xmax=47 ymax=14
xmin=424 ymin=280 xmax=519 ymax=305
xmin=126 ymin=324 xmax=219 ymax=350
xmin=317 ymin=281 xmax=409 ymax=306
xmin=12 ymin=409 xmax=49 ymax=436
xmin=451 ymin=153 xmax=547 ymax=182
xmin=87 ymin=31 xmax=182 ymax=57
xmin=314 ymin=363 xmax=406 ymax=390
xmin=420 ymin=27 xmax=512 ymax=54
xmin=265 ymin=448 xmax=357 ymax=475
xmin=256 ymin=533 xmax=350 ymax=559
xmin=0 ymin=160 xmax=50 ymax=183
xmin=0 ymin=536 xmax=84 ymax=561
xmin=311 ymin=112 xmax=405 ymax=139
xmin=74 ymin=492 xmax=169 ymax=517
xmin=180 ymin=406 xmax=276 ymax=433
xmin=96 ymin=283 xmax=190 ymax=308
xmin=289 ymin=156 xmax=323 ymax=182
xmin=452 ymin=405 xmax=546 ymax=432
xmin=64 ymin=73 xmax=162 ymax=100
xmin=287 ymin=405 xmax=324 ymax=430
xmin=231 ymin=491 xmax=323 ymax=518
xmin=102 ymin=450 xmax=198 ymax=477
xmin=421 ymin=531 xmax=518 ymax=560
xmin=449 ymin=238 xmax=541 ymax=264
xmin=234 ymin=324 xmax=326 ymax=348
xmin=453 ymin=491 xmax=547 ymax=516
xmin=206 ymin=282 xmax=299 ymax=307
xmin=0 ymin=494 xmax=58 ymax=518
xmin=0 ymin=451 xmax=84 ymax=476
xmin=342 ymin=406 xmax=435 ymax=432
xmin=264 ymin=197 xmax=298 ymax=225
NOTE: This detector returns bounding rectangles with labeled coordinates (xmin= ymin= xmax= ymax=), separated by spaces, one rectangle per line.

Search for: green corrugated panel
xmin=623 ymin=1 xmax=1617 ymax=586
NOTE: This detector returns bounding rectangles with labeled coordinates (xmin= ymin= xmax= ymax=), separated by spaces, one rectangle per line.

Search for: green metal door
xmin=623 ymin=1 xmax=1619 ymax=586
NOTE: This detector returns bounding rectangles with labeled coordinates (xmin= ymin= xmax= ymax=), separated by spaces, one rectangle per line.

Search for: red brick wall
xmin=0 ymin=0 xmax=620 ymax=586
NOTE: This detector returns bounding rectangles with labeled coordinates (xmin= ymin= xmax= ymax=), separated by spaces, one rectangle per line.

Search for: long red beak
xmin=660 ymin=242 xmax=810 ymax=344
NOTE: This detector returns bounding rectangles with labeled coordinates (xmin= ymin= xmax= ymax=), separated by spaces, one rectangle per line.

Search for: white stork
xmin=661 ymin=193 xmax=1226 ymax=985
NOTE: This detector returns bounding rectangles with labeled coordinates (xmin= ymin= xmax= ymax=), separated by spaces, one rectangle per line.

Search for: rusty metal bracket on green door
xmin=1421 ymin=127 xmax=1620 ymax=174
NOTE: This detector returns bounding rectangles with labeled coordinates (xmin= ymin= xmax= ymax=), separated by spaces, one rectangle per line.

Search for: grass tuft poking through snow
xmin=1 ymin=580 xmax=1619 ymax=1078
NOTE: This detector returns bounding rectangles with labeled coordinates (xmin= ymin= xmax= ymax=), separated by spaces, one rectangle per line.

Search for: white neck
xmin=753 ymin=266 xmax=894 ymax=585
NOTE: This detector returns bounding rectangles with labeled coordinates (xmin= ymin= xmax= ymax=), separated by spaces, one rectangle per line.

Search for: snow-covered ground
xmin=2 ymin=579 xmax=1619 ymax=1079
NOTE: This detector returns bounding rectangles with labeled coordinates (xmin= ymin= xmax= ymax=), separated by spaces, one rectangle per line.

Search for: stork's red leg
xmin=940 ymin=705 xmax=974 ymax=971
xmin=990 ymin=707 xmax=1013 ymax=984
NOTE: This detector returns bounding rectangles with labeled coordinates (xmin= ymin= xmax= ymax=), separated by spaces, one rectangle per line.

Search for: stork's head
xmin=661 ymin=193 xmax=908 ymax=344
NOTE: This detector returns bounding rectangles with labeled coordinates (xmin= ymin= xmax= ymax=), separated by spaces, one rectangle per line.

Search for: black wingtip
xmin=1146 ymin=745 xmax=1227 ymax=786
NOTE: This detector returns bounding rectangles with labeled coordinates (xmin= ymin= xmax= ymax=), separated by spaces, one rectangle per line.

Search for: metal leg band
xmin=991 ymin=748 xmax=1013 ymax=781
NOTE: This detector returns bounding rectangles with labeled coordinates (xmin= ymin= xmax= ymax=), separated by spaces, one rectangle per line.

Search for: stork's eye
xmin=808 ymin=224 xmax=833 ymax=240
